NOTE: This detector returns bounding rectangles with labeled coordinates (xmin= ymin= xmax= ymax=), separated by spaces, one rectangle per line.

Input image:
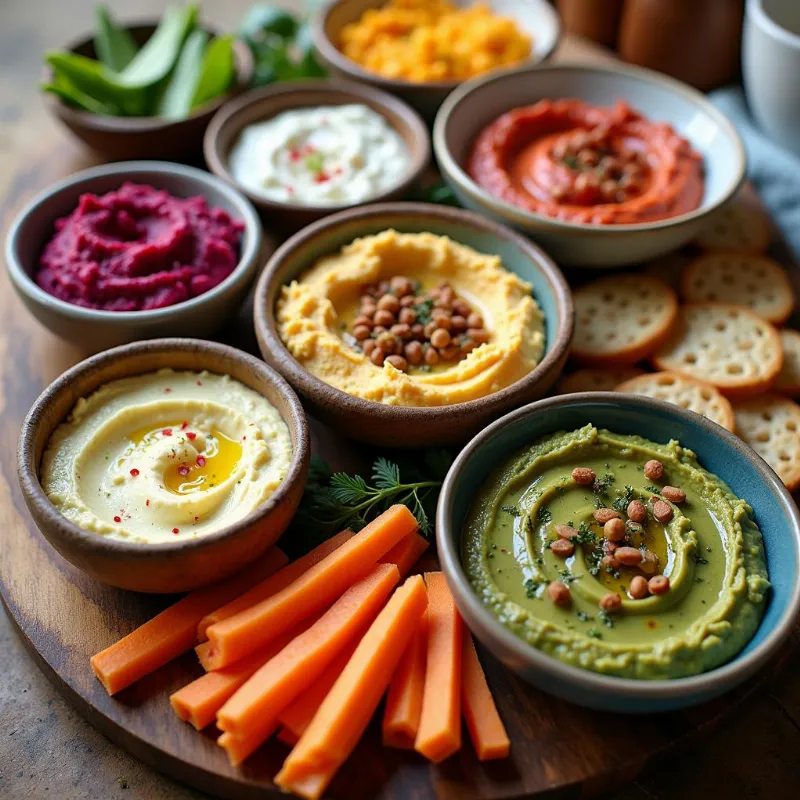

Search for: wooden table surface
xmin=1 ymin=2 xmax=799 ymax=799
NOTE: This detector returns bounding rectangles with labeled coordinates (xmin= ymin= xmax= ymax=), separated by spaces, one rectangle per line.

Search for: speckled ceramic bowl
xmin=433 ymin=63 xmax=746 ymax=267
xmin=253 ymin=202 xmax=573 ymax=447
xmin=312 ymin=0 xmax=561 ymax=122
xmin=18 ymin=338 xmax=309 ymax=594
xmin=437 ymin=393 xmax=800 ymax=712
xmin=5 ymin=161 xmax=264 ymax=353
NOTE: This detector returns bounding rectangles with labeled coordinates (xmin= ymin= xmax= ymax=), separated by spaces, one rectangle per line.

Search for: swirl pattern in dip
xmin=41 ymin=370 xmax=293 ymax=544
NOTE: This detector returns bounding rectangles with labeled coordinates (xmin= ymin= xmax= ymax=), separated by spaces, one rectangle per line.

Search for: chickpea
xmin=411 ymin=323 xmax=425 ymax=339
xmin=615 ymin=546 xmax=643 ymax=566
xmin=377 ymin=294 xmax=400 ymax=314
xmin=450 ymin=315 xmax=467 ymax=332
xmin=602 ymin=554 xmax=620 ymax=571
xmin=439 ymin=345 xmax=461 ymax=361
xmin=369 ymin=346 xmax=386 ymax=367
xmin=433 ymin=296 xmax=452 ymax=309
xmin=547 ymin=580 xmax=571 ymax=607
xmin=404 ymin=341 xmax=423 ymax=365
xmin=423 ymin=321 xmax=439 ymax=339
xmin=385 ymin=354 xmax=409 ymax=372
xmin=550 ymin=538 xmax=575 ymax=558
xmin=424 ymin=346 xmax=439 ymax=366
xmin=467 ymin=312 xmax=484 ymax=329
xmin=466 ymin=328 xmax=490 ymax=344
xmin=399 ymin=294 xmax=416 ymax=308
xmin=376 ymin=333 xmax=398 ymax=354
xmin=652 ymin=500 xmax=674 ymax=524
xmin=439 ymin=286 xmax=455 ymax=304
xmin=577 ymin=148 xmax=599 ymax=167
xmin=639 ymin=551 xmax=659 ymax=575
xmin=353 ymin=325 xmax=372 ymax=341
xmin=661 ymin=486 xmax=686 ymax=504
xmin=453 ymin=299 xmax=471 ymax=317
xmin=374 ymin=309 xmax=396 ymax=328
xmin=629 ymin=575 xmax=650 ymax=600
xmin=361 ymin=339 xmax=376 ymax=357
xmin=593 ymin=508 xmax=620 ymax=524
xmin=603 ymin=517 xmax=626 ymax=542
xmin=352 ymin=315 xmax=373 ymax=330
xmin=572 ymin=467 xmax=596 ymax=485
xmin=432 ymin=311 xmax=452 ymax=330
xmin=430 ymin=328 xmax=452 ymax=349
xmin=372 ymin=325 xmax=387 ymax=337
xmin=648 ymin=575 xmax=670 ymax=595
xmin=643 ymin=459 xmax=664 ymax=481
xmin=627 ymin=500 xmax=647 ymax=523
xmin=555 ymin=524 xmax=578 ymax=540
xmin=601 ymin=179 xmax=619 ymax=198
xmin=390 ymin=323 xmax=412 ymax=340
xmin=599 ymin=593 xmax=622 ymax=612
xmin=390 ymin=276 xmax=413 ymax=297
xmin=361 ymin=303 xmax=376 ymax=320
xmin=398 ymin=307 xmax=417 ymax=325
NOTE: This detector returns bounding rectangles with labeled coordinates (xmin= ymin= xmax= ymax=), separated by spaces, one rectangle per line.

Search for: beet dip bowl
xmin=5 ymin=161 xmax=263 ymax=352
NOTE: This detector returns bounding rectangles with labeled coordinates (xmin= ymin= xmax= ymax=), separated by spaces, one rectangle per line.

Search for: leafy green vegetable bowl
xmin=43 ymin=21 xmax=253 ymax=161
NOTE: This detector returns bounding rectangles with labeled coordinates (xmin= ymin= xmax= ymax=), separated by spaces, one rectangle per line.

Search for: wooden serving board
xmin=3 ymin=27 xmax=800 ymax=800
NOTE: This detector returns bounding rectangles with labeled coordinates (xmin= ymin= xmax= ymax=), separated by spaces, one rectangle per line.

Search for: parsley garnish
xmin=524 ymin=578 xmax=540 ymax=598
xmin=571 ymin=521 xmax=598 ymax=545
xmin=645 ymin=485 xmax=661 ymax=494
xmin=413 ymin=298 xmax=435 ymax=325
xmin=586 ymin=547 xmax=602 ymax=576
xmin=577 ymin=611 xmax=592 ymax=622
xmin=501 ymin=505 xmax=521 ymax=517
xmin=587 ymin=629 xmax=603 ymax=639
xmin=537 ymin=506 xmax=552 ymax=524
xmin=611 ymin=485 xmax=635 ymax=513
xmin=558 ymin=568 xmax=579 ymax=585
xmin=692 ymin=552 xmax=709 ymax=564
xmin=597 ymin=609 xmax=615 ymax=628
xmin=593 ymin=473 xmax=616 ymax=497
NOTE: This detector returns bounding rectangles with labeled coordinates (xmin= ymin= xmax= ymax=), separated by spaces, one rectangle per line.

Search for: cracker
xmin=774 ymin=329 xmax=800 ymax=396
xmin=556 ymin=367 xmax=646 ymax=394
xmin=571 ymin=275 xmax=679 ymax=366
xmin=652 ymin=303 xmax=783 ymax=399
xmin=733 ymin=394 xmax=800 ymax=491
xmin=616 ymin=371 xmax=735 ymax=431
xmin=680 ymin=253 xmax=794 ymax=325
xmin=693 ymin=194 xmax=771 ymax=254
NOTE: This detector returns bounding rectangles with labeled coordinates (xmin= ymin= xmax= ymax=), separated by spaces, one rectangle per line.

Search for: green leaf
xmin=329 ymin=473 xmax=371 ymax=506
xmin=156 ymin=28 xmax=208 ymax=119
xmin=372 ymin=458 xmax=401 ymax=491
xmin=292 ymin=23 xmax=327 ymax=78
xmin=94 ymin=6 xmax=138 ymax=72
xmin=41 ymin=74 xmax=119 ymax=115
xmin=191 ymin=34 xmax=235 ymax=109
xmin=239 ymin=4 xmax=299 ymax=43
xmin=118 ymin=3 xmax=197 ymax=88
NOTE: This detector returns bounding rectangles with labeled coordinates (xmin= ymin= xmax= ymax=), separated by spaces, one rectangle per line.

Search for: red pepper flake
xmin=164 ymin=387 xmax=172 ymax=393
xmin=162 ymin=428 xmax=173 ymax=437
xmin=178 ymin=464 xmax=190 ymax=477
xmin=181 ymin=421 xmax=188 ymax=430
xmin=146 ymin=499 xmax=150 ymax=507
xmin=288 ymin=148 xmax=302 ymax=162
xmin=186 ymin=431 xmax=197 ymax=440
xmin=242 ymin=435 xmax=247 ymax=441
xmin=172 ymin=528 xmax=180 ymax=535
xmin=196 ymin=380 xmax=202 ymax=386
xmin=113 ymin=516 xmax=121 ymax=523
xmin=130 ymin=468 xmax=139 ymax=477
xmin=194 ymin=516 xmax=199 ymax=522
xmin=196 ymin=455 xmax=207 ymax=467
xmin=314 ymin=171 xmax=330 ymax=183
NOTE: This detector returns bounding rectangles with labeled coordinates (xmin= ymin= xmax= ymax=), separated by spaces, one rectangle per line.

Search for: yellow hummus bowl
xmin=253 ymin=202 xmax=573 ymax=447
xmin=18 ymin=339 xmax=309 ymax=593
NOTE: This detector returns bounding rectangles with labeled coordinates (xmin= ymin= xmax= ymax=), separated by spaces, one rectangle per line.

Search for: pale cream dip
xmin=41 ymin=370 xmax=293 ymax=544
xmin=228 ymin=103 xmax=410 ymax=206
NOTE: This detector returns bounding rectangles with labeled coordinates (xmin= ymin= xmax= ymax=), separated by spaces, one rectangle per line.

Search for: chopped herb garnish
xmin=597 ymin=609 xmax=615 ymax=628
xmin=587 ymin=629 xmax=603 ymax=639
xmin=577 ymin=610 xmax=591 ymax=622
xmin=586 ymin=548 xmax=602 ymax=576
xmin=304 ymin=151 xmax=324 ymax=174
xmin=611 ymin=485 xmax=635 ymax=513
xmin=524 ymin=578 xmax=540 ymax=598
xmin=413 ymin=298 xmax=435 ymax=325
xmin=534 ymin=556 xmax=544 ymax=567
xmin=692 ymin=552 xmax=709 ymax=564
xmin=645 ymin=485 xmax=660 ymax=493
xmin=571 ymin=521 xmax=598 ymax=545
xmin=537 ymin=506 xmax=552 ymax=524
xmin=593 ymin=473 xmax=616 ymax=497
xmin=558 ymin=568 xmax=579 ymax=585
xmin=695 ymin=576 xmax=705 ymax=583
xmin=500 ymin=505 xmax=521 ymax=517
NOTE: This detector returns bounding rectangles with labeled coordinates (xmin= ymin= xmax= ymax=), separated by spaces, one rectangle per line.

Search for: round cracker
xmin=652 ymin=302 xmax=783 ymax=399
xmin=556 ymin=367 xmax=646 ymax=395
xmin=571 ymin=275 xmax=679 ymax=366
xmin=733 ymin=394 xmax=800 ymax=491
xmin=774 ymin=328 xmax=800 ymax=396
xmin=680 ymin=253 xmax=794 ymax=325
xmin=694 ymin=194 xmax=771 ymax=254
xmin=616 ymin=371 xmax=735 ymax=431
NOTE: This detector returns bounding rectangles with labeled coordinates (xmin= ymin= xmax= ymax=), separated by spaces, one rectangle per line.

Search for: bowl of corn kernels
xmin=311 ymin=0 xmax=561 ymax=122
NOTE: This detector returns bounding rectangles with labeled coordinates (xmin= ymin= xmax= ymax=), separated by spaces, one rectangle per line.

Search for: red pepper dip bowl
xmin=5 ymin=161 xmax=264 ymax=352
xmin=433 ymin=63 xmax=746 ymax=267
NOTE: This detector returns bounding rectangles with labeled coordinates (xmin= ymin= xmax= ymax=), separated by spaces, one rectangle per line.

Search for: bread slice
xmin=557 ymin=367 xmax=646 ymax=394
xmin=775 ymin=329 xmax=800 ymax=396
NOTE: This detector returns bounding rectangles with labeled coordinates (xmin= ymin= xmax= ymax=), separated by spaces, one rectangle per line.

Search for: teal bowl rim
xmin=4 ymin=160 xmax=263 ymax=325
xmin=436 ymin=392 xmax=800 ymax=702
xmin=253 ymin=200 xmax=574 ymax=421
xmin=432 ymin=61 xmax=747 ymax=235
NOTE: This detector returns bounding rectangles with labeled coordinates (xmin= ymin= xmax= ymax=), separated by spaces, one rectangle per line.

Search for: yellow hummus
xmin=276 ymin=230 xmax=545 ymax=406
xmin=41 ymin=370 xmax=293 ymax=545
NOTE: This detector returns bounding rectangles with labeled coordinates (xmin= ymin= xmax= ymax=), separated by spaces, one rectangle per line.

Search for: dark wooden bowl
xmin=43 ymin=22 xmax=254 ymax=162
xmin=203 ymin=79 xmax=431 ymax=232
xmin=17 ymin=339 xmax=309 ymax=594
xmin=253 ymin=202 xmax=574 ymax=448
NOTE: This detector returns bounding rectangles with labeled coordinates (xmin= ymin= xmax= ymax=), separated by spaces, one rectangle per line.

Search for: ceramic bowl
xmin=433 ymin=63 xmax=747 ymax=267
xmin=43 ymin=22 xmax=253 ymax=161
xmin=253 ymin=202 xmax=573 ymax=447
xmin=18 ymin=338 xmax=309 ymax=594
xmin=312 ymin=0 xmax=561 ymax=122
xmin=204 ymin=80 xmax=430 ymax=231
xmin=5 ymin=160 xmax=264 ymax=353
xmin=437 ymin=392 xmax=800 ymax=712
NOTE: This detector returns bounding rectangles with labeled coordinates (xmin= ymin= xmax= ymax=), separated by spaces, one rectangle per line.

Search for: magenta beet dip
xmin=35 ymin=183 xmax=244 ymax=312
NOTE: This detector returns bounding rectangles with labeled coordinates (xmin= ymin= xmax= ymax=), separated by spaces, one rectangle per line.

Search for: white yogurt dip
xmin=228 ymin=104 xmax=411 ymax=206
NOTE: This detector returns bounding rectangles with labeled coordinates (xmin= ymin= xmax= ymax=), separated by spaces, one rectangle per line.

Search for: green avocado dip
xmin=461 ymin=424 xmax=771 ymax=680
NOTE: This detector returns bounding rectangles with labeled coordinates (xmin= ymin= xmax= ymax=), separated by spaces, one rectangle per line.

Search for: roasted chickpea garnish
xmin=347 ymin=278 xmax=490 ymax=373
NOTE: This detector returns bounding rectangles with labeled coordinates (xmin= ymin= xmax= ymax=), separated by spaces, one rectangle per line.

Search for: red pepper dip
xmin=36 ymin=182 xmax=244 ymax=311
xmin=468 ymin=100 xmax=704 ymax=225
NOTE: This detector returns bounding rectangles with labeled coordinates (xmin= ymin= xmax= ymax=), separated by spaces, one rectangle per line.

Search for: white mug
xmin=743 ymin=0 xmax=800 ymax=156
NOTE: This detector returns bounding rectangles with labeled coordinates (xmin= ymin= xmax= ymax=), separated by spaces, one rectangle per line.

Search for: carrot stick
xmin=382 ymin=611 xmax=428 ymax=749
xmin=197 ymin=530 xmax=353 ymax=641
xmin=379 ymin=531 xmax=429 ymax=577
xmin=274 ymin=574 xmax=428 ymax=800
xmin=277 ymin=641 xmax=357 ymax=739
xmin=203 ymin=505 xmax=417 ymax=670
xmin=277 ymin=727 xmax=299 ymax=746
xmin=414 ymin=572 xmax=463 ymax=763
xmin=461 ymin=633 xmax=510 ymax=760
xmin=90 ymin=548 xmax=288 ymax=695
xmin=219 ymin=729 xmax=277 ymax=766
xmin=194 ymin=641 xmax=215 ymax=672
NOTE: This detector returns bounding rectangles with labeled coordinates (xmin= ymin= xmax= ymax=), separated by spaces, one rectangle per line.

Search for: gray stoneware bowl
xmin=18 ymin=338 xmax=309 ymax=594
xmin=43 ymin=22 xmax=253 ymax=161
xmin=5 ymin=161 xmax=263 ymax=353
xmin=312 ymin=0 xmax=561 ymax=122
xmin=437 ymin=393 xmax=800 ymax=712
xmin=253 ymin=202 xmax=573 ymax=448
xmin=433 ymin=63 xmax=746 ymax=267
xmin=204 ymin=79 xmax=430 ymax=231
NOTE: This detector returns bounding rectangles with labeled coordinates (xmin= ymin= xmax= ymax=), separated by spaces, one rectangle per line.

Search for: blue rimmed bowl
xmin=437 ymin=392 xmax=800 ymax=712
xmin=253 ymin=202 xmax=573 ymax=447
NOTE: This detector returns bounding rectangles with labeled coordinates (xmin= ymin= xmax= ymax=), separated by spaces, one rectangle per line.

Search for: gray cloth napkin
xmin=710 ymin=86 xmax=800 ymax=259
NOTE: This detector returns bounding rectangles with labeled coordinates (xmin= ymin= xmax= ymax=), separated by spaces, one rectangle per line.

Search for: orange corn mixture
xmin=339 ymin=0 xmax=532 ymax=83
